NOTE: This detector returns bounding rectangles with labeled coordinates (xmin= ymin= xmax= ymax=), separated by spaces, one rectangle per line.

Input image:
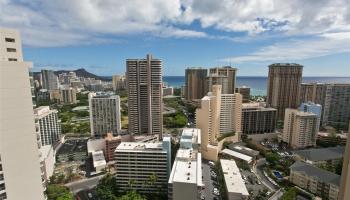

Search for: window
xmin=6 ymin=48 xmax=16 ymax=52
xmin=5 ymin=37 xmax=15 ymax=42
xmin=8 ymin=58 xmax=17 ymax=61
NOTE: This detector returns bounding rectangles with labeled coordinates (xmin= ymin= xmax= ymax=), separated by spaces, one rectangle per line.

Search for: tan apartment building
xmin=126 ymin=54 xmax=163 ymax=139
xmin=206 ymin=66 xmax=237 ymax=94
xmin=267 ymin=63 xmax=303 ymax=121
xmin=112 ymin=74 xmax=126 ymax=91
xmin=236 ymin=86 xmax=250 ymax=103
xmin=338 ymin=122 xmax=350 ymax=200
xmin=283 ymin=109 xmax=319 ymax=149
xmin=196 ymin=85 xmax=242 ymax=161
xmin=185 ymin=67 xmax=207 ymax=101
xmin=60 ymin=87 xmax=77 ymax=104
xmin=0 ymin=28 xmax=45 ymax=200
xmin=290 ymin=161 xmax=340 ymax=200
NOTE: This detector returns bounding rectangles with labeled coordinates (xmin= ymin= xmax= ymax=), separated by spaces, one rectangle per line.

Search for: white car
xmin=208 ymin=161 xmax=215 ymax=166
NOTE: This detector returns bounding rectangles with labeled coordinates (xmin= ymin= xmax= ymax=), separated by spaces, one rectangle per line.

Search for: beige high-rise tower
xmin=206 ymin=66 xmax=237 ymax=94
xmin=338 ymin=121 xmax=350 ymax=200
xmin=196 ymin=85 xmax=242 ymax=161
xmin=0 ymin=28 xmax=45 ymax=199
xmin=126 ymin=54 xmax=163 ymax=139
xmin=267 ymin=63 xmax=303 ymax=121
xmin=282 ymin=109 xmax=319 ymax=149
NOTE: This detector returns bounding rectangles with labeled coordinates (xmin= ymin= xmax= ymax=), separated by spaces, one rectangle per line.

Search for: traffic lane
xmin=255 ymin=159 xmax=278 ymax=191
xmin=66 ymin=175 xmax=103 ymax=194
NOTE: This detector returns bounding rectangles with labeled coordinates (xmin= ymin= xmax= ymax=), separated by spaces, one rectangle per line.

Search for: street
xmin=202 ymin=160 xmax=218 ymax=200
xmin=65 ymin=175 xmax=104 ymax=194
xmin=253 ymin=158 xmax=279 ymax=192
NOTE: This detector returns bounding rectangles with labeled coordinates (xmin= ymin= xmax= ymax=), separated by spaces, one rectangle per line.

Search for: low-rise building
xmin=92 ymin=150 xmax=106 ymax=173
xmin=168 ymin=129 xmax=202 ymax=200
xmin=228 ymin=144 xmax=259 ymax=159
xmin=39 ymin=145 xmax=56 ymax=183
xmin=293 ymin=146 xmax=345 ymax=167
xmin=317 ymin=132 xmax=347 ymax=145
xmin=289 ymin=161 xmax=340 ymax=200
xmin=115 ymin=137 xmax=171 ymax=194
xmin=163 ymin=86 xmax=174 ymax=96
xmin=220 ymin=159 xmax=249 ymax=200
xmin=56 ymin=139 xmax=87 ymax=162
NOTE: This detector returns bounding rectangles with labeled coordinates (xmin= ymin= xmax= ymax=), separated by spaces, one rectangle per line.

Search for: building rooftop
xmin=34 ymin=106 xmax=57 ymax=116
xmin=39 ymin=145 xmax=53 ymax=161
xmin=168 ymin=149 xmax=203 ymax=186
xmin=115 ymin=142 xmax=163 ymax=151
xmin=290 ymin=161 xmax=341 ymax=186
xmin=221 ymin=149 xmax=253 ymax=163
xmin=57 ymin=139 xmax=87 ymax=154
xmin=269 ymin=63 xmax=303 ymax=67
xmin=220 ymin=159 xmax=249 ymax=196
xmin=293 ymin=146 xmax=345 ymax=162
xmin=180 ymin=128 xmax=201 ymax=146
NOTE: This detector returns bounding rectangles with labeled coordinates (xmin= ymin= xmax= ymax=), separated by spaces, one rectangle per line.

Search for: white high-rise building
xmin=283 ymin=109 xmax=319 ymax=149
xmin=41 ymin=69 xmax=59 ymax=91
xmin=114 ymin=137 xmax=171 ymax=194
xmin=34 ymin=106 xmax=61 ymax=146
xmin=168 ymin=129 xmax=203 ymax=200
xmin=0 ymin=28 xmax=45 ymax=200
xmin=89 ymin=92 xmax=121 ymax=137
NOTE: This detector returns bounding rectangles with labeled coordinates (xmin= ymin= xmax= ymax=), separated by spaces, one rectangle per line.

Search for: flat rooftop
xmin=221 ymin=149 xmax=253 ymax=163
xmin=168 ymin=149 xmax=202 ymax=186
xmin=115 ymin=142 xmax=163 ymax=151
xmin=220 ymin=159 xmax=249 ymax=196
xmin=181 ymin=128 xmax=201 ymax=145
xmin=57 ymin=139 xmax=87 ymax=154
xmin=290 ymin=161 xmax=341 ymax=186
xmin=293 ymin=146 xmax=345 ymax=162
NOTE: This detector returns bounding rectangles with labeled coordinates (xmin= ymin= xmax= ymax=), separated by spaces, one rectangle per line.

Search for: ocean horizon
xmin=163 ymin=76 xmax=350 ymax=96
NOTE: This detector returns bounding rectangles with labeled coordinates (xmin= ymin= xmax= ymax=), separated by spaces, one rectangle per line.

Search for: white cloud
xmin=1 ymin=0 xmax=350 ymax=49
xmin=220 ymin=32 xmax=350 ymax=63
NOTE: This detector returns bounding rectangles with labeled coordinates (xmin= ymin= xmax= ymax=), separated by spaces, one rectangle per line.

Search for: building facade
xmin=184 ymin=67 xmax=207 ymax=101
xmin=89 ymin=92 xmax=121 ymax=137
xmin=241 ymin=103 xmax=277 ymax=134
xmin=41 ymin=69 xmax=59 ymax=91
xmin=34 ymin=106 xmax=61 ymax=146
xmin=60 ymin=87 xmax=77 ymax=104
xmin=0 ymin=28 xmax=45 ymax=200
xmin=338 ymin=122 xmax=350 ymax=200
xmin=290 ymin=161 xmax=340 ymax=200
xmin=115 ymin=138 xmax=171 ymax=194
xmin=126 ymin=54 xmax=163 ymax=138
xmin=112 ymin=74 xmax=126 ymax=91
xmin=266 ymin=63 xmax=303 ymax=121
xmin=206 ymin=66 xmax=237 ymax=94
xmin=236 ymin=86 xmax=250 ymax=103
xmin=283 ymin=109 xmax=319 ymax=149
xmin=168 ymin=129 xmax=202 ymax=200
xmin=196 ymin=85 xmax=242 ymax=161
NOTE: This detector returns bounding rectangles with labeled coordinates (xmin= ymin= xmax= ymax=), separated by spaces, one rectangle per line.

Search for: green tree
xmin=96 ymin=173 xmax=120 ymax=200
xmin=117 ymin=190 xmax=146 ymax=200
xmin=46 ymin=184 xmax=74 ymax=200
xmin=266 ymin=152 xmax=280 ymax=166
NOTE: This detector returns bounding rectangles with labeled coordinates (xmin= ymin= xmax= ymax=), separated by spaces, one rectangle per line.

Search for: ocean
xmin=163 ymin=76 xmax=350 ymax=96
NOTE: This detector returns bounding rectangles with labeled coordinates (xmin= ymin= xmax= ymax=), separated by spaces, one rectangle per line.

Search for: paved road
xmin=202 ymin=160 xmax=217 ymax=200
xmin=268 ymin=188 xmax=284 ymax=200
xmin=253 ymin=158 xmax=278 ymax=192
xmin=65 ymin=175 xmax=104 ymax=194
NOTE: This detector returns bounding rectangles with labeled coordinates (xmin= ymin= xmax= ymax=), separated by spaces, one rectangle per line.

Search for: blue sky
xmin=1 ymin=0 xmax=350 ymax=76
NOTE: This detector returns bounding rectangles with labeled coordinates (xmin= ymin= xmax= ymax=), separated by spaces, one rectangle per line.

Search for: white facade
xmin=115 ymin=137 xmax=171 ymax=194
xmin=34 ymin=106 xmax=61 ymax=146
xmin=0 ymin=28 xmax=45 ymax=200
xmin=168 ymin=129 xmax=203 ymax=200
xmin=39 ymin=145 xmax=56 ymax=181
xmin=89 ymin=92 xmax=121 ymax=137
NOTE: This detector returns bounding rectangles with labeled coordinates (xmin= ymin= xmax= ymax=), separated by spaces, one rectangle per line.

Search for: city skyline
xmin=1 ymin=1 xmax=350 ymax=76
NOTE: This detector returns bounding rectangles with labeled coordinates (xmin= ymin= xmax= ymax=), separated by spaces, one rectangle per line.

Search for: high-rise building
xmin=168 ymin=129 xmax=202 ymax=200
xmin=267 ymin=63 xmax=303 ymax=121
xmin=34 ymin=106 xmax=61 ymax=146
xmin=196 ymin=85 xmax=242 ymax=161
xmin=0 ymin=28 xmax=45 ymax=200
xmin=338 ymin=121 xmax=350 ymax=200
xmin=126 ymin=54 xmax=163 ymax=138
xmin=236 ymin=86 xmax=250 ymax=103
xmin=206 ymin=66 xmax=237 ymax=94
xmin=299 ymin=102 xmax=322 ymax=119
xmin=41 ymin=69 xmax=59 ymax=91
xmin=115 ymin=137 xmax=171 ymax=194
xmin=241 ymin=103 xmax=277 ymax=134
xmin=184 ymin=67 xmax=207 ymax=101
xmin=60 ymin=87 xmax=77 ymax=104
xmin=300 ymin=83 xmax=350 ymax=130
xmin=89 ymin=92 xmax=121 ymax=137
xmin=283 ymin=109 xmax=319 ymax=149
xmin=112 ymin=74 xmax=126 ymax=91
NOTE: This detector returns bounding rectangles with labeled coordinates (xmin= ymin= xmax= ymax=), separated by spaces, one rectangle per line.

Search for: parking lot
xmin=240 ymin=168 xmax=269 ymax=198
xmin=202 ymin=160 xmax=221 ymax=200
